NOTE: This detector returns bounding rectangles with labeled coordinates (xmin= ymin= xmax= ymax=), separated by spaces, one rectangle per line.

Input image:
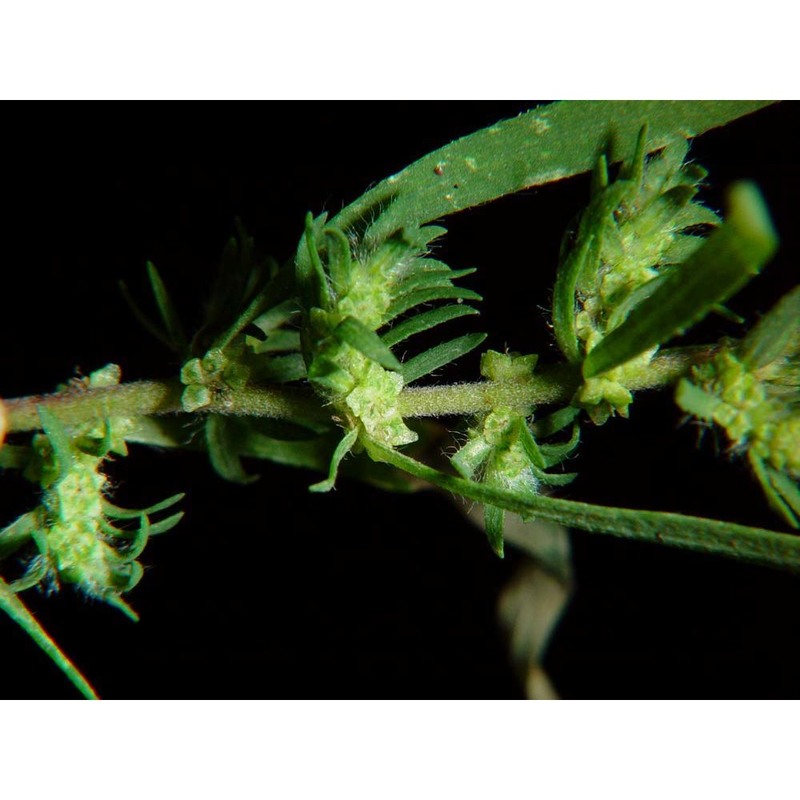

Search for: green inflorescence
xmin=451 ymin=352 xmax=579 ymax=555
xmin=554 ymin=126 xmax=720 ymax=423
xmin=0 ymin=364 xmax=184 ymax=697
xmin=298 ymin=214 xmax=484 ymax=487
xmin=676 ymin=287 xmax=800 ymax=527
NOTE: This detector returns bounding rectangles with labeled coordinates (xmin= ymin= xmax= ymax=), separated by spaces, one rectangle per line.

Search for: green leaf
xmin=249 ymin=329 xmax=301 ymax=354
xmin=117 ymin=279 xmax=175 ymax=351
xmin=323 ymin=226 xmax=353 ymax=296
xmin=37 ymin=406 xmax=74 ymax=471
xmin=750 ymin=452 xmax=799 ymax=529
xmin=334 ymin=316 xmax=403 ymax=372
xmin=401 ymin=333 xmax=487 ymax=385
xmin=537 ymin=425 xmax=580 ymax=468
xmin=0 ymin=575 xmax=98 ymax=699
xmin=381 ymin=304 xmax=479 ymax=348
xmin=103 ymin=493 xmax=185 ymax=519
xmin=248 ymin=417 xmax=328 ymax=441
xmin=517 ymin=419 xmax=548 ymax=470
xmin=236 ymin=427 xmax=336 ymax=472
xmin=553 ymin=183 xmax=629 ymax=362
xmin=257 ymin=353 xmax=307 ymax=383
xmin=146 ymin=261 xmax=188 ymax=352
xmin=146 ymin=511 xmax=185 ymax=537
xmin=385 ymin=286 xmax=482 ymax=324
xmin=0 ymin=444 xmax=32 ymax=470
xmin=300 ymin=212 xmax=333 ymax=311
xmin=206 ymin=415 xmax=259 ymax=484
xmin=393 ymin=266 xmax=476 ymax=295
xmin=738 ymin=285 xmax=800 ymax=370
xmin=531 ymin=406 xmax=581 ymax=439
xmin=365 ymin=437 xmax=800 ymax=571
xmin=0 ymin=511 xmax=37 ymax=559
xmin=583 ymin=182 xmax=779 ymax=378
xmin=251 ymin=298 xmax=300 ymax=336
xmin=484 ymin=504 xmax=505 ymax=557
xmin=309 ymin=428 xmax=358 ymax=493
xmin=331 ymin=102 xmax=773 ymax=247
xmin=451 ymin=435 xmax=493 ymax=480
xmin=767 ymin=468 xmax=800 ymax=525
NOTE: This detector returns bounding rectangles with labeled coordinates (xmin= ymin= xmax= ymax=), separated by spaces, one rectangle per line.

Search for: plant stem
xmin=3 ymin=346 xmax=713 ymax=434
xmin=366 ymin=438 xmax=800 ymax=572
xmin=4 ymin=380 xmax=184 ymax=433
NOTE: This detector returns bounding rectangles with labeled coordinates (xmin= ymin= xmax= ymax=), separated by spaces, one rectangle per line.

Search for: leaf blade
xmin=401 ymin=333 xmax=487 ymax=385
xmin=332 ymin=101 xmax=774 ymax=246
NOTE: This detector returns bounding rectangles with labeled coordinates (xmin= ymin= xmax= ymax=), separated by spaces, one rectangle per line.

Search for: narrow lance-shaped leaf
xmin=299 ymin=212 xmax=333 ymax=311
xmin=0 ymin=575 xmax=98 ymax=699
xmin=365 ymin=438 xmax=800 ymax=572
xmin=0 ymin=511 xmax=37 ymax=559
xmin=384 ymin=285 xmax=482 ymax=324
xmin=738 ymin=285 xmax=800 ymax=370
xmin=767 ymin=469 xmax=800 ymax=524
xmin=334 ymin=316 xmax=402 ymax=372
xmin=484 ymin=505 xmax=505 ymax=557
xmin=330 ymin=101 xmax=773 ymax=248
xmin=117 ymin=278 xmax=175 ymax=351
xmin=103 ymin=493 xmax=185 ymax=519
xmin=146 ymin=261 xmax=188 ymax=352
xmin=583 ymin=182 xmax=779 ymax=379
xmin=401 ymin=333 xmax=487 ymax=385
xmin=206 ymin=415 xmax=259 ymax=484
xmin=309 ymin=428 xmax=359 ymax=493
xmin=381 ymin=304 xmax=479 ymax=348
xmin=749 ymin=453 xmax=800 ymax=530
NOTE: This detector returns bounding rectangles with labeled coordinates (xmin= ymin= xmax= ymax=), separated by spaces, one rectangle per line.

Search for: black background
xmin=1 ymin=101 xmax=799 ymax=699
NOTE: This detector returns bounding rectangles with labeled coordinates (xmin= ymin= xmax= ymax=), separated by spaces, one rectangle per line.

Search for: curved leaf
xmin=331 ymin=101 xmax=774 ymax=247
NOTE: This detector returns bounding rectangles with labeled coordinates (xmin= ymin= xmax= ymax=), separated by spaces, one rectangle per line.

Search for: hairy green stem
xmin=396 ymin=346 xmax=709 ymax=417
xmin=3 ymin=347 xmax=712 ymax=434
xmin=4 ymin=380 xmax=184 ymax=433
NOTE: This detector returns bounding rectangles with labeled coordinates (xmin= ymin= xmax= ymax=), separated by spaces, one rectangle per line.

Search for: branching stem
xmin=3 ymin=346 xmax=715 ymax=434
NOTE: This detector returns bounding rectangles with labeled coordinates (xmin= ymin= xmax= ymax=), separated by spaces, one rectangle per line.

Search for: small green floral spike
xmin=16 ymin=405 xmax=184 ymax=617
xmin=676 ymin=287 xmax=800 ymax=527
xmin=0 ymin=365 xmax=185 ymax=696
xmin=452 ymin=352 xmax=579 ymax=555
xmin=298 ymin=215 xmax=483 ymax=487
xmin=553 ymin=126 xmax=721 ymax=424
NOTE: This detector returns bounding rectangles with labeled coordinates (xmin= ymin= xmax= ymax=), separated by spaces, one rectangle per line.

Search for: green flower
xmin=676 ymin=287 xmax=800 ymax=527
xmin=298 ymin=215 xmax=484 ymax=488
xmin=452 ymin=352 xmax=579 ymax=555
xmin=2 ymin=365 xmax=183 ymax=618
xmin=554 ymin=126 xmax=720 ymax=423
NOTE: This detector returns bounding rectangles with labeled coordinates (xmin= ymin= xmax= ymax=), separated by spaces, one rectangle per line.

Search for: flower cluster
xmin=554 ymin=127 xmax=719 ymax=423
xmin=676 ymin=287 xmax=800 ymax=527
xmin=451 ymin=352 xmax=579 ymax=555
xmin=298 ymin=215 xmax=484 ymax=487
xmin=0 ymin=365 xmax=183 ymax=618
